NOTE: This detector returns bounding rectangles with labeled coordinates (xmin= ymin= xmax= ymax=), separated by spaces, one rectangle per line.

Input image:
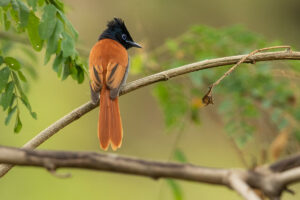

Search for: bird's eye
xmin=122 ymin=34 xmax=127 ymax=40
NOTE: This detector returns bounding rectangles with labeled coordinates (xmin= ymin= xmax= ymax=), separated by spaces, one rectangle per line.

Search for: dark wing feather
xmin=106 ymin=61 xmax=128 ymax=99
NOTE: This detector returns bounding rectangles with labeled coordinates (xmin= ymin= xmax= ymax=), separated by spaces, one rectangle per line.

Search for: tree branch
xmin=0 ymin=146 xmax=231 ymax=184
xmin=277 ymin=167 xmax=300 ymax=186
xmin=270 ymin=153 xmax=300 ymax=172
xmin=202 ymin=46 xmax=291 ymax=104
xmin=1 ymin=50 xmax=300 ymax=178
xmin=228 ymin=173 xmax=262 ymax=200
xmin=1 ymin=146 xmax=299 ymax=200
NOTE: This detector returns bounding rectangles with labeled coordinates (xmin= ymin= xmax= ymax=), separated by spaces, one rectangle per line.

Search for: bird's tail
xmin=98 ymin=86 xmax=123 ymax=151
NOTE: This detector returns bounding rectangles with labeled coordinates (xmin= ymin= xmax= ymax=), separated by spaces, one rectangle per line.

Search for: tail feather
xmin=110 ymin=97 xmax=123 ymax=150
xmin=98 ymin=87 xmax=123 ymax=151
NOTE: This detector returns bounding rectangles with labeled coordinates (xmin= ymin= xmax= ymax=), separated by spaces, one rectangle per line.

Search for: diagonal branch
xmin=269 ymin=153 xmax=300 ymax=172
xmin=276 ymin=167 xmax=300 ymax=186
xmin=228 ymin=173 xmax=262 ymax=200
xmin=1 ymin=50 xmax=300 ymax=177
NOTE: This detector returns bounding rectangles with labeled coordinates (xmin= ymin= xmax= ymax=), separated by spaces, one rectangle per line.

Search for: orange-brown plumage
xmin=89 ymin=39 xmax=128 ymax=150
xmin=89 ymin=18 xmax=141 ymax=151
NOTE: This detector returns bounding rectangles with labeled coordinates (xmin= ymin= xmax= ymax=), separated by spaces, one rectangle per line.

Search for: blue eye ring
xmin=122 ymin=34 xmax=127 ymax=40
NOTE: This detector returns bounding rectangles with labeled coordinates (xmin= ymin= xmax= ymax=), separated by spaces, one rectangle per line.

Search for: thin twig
xmin=212 ymin=46 xmax=291 ymax=88
xmin=1 ymin=49 xmax=300 ymax=177
xmin=202 ymin=46 xmax=291 ymax=103
xmin=228 ymin=137 xmax=249 ymax=168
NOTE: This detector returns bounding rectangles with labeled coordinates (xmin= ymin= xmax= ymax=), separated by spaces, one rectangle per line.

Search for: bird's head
xmin=99 ymin=18 xmax=141 ymax=49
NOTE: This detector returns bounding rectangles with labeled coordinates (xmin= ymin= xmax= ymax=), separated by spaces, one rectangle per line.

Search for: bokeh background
xmin=1 ymin=0 xmax=300 ymax=199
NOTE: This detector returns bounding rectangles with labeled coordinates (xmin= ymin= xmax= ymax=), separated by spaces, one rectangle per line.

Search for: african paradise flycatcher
xmin=89 ymin=18 xmax=141 ymax=150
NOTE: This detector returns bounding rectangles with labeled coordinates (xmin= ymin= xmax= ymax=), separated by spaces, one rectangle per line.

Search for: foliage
xmin=166 ymin=179 xmax=183 ymax=200
xmin=0 ymin=0 xmax=86 ymax=133
xmin=133 ymin=25 xmax=300 ymax=152
xmin=131 ymin=24 xmax=300 ymax=200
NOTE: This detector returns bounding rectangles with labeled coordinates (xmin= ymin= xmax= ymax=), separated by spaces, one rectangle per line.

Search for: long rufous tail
xmin=98 ymin=86 xmax=123 ymax=151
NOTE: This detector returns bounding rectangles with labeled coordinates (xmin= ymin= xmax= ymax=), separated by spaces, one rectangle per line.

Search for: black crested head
xmin=99 ymin=18 xmax=141 ymax=49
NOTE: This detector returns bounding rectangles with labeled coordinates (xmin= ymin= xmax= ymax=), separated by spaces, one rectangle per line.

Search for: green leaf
xmin=4 ymin=57 xmax=20 ymax=70
xmin=61 ymin=60 xmax=70 ymax=80
xmin=31 ymin=111 xmax=37 ymax=119
xmin=20 ymin=97 xmax=37 ymax=119
xmin=13 ymin=71 xmax=36 ymax=119
xmin=0 ymin=81 xmax=14 ymax=111
xmin=37 ymin=0 xmax=44 ymax=6
xmin=11 ymin=0 xmax=18 ymax=10
xmin=52 ymin=51 xmax=64 ymax=73
xmin=18 ymin=1 xmax=30 ymax=27
xmin=0 ymin=0 xmax=10 ymax=7
xmin=14 ymin=113 xmax=22 ymax=133
xmin=70 ymin=61 xmax=78 ymax=80
xmin=45 ymin=20 xmax=63 ymax=64
xmin=153 ymin=83 xmax=188 ymax=128
xmin=61 ymin=32 xmax=75 ymax=58
xmin=57 ymin=60 xmax=63 ymax=77
xmin=27 ymin=0 xmax=38 ymax=10
xmin=39 ymin=4 xmax=57 ymax=40
xmin=27 ymin=11 xmax=43 ymax=51
xmin=166 ymin=179 xmax=183 ymax=200
xmin=173 ymin=148 xmax=187 ymax=163
xmin=0 ymin=56 xmax=3 ymax=65
xmin=0 ymin=67 xmax=10 ymax=92
xmin=76 ymin=65 xmax=84 ymax=83
xmin=50 ymin=0 xmax=64 ymax=11
xmin=57 ymin=9 xmax=78 ymax=38
xmin=17 ymin=71 xmax=27 ymax=82
xmin=2 ymin=10 xmax=11 ymax=30
xmin=10 ymin=0 xmax=19 ymax=23
xmin=12 ymin=71 xmax=22 ymax=93
xmin=5 ymin=105 xmax=17 ymax=125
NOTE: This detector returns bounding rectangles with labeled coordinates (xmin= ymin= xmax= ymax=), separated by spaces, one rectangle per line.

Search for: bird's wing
xmin=106 ymin=60 xmax=128 ymax=99
xmin=89 ymin=42 xmax=104 ymax=103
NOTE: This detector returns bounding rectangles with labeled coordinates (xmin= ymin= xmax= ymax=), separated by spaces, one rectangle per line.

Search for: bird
xmin=89 ymin=18 xmax=141 ymax=151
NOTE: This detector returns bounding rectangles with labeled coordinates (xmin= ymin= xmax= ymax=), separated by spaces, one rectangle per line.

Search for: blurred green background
xmin=1 ymin=0 xmax=300 ymax=199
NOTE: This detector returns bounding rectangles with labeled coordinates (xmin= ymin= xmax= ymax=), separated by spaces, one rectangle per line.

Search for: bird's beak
xmin=126 ymin=40 xmax=142 ymax=48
